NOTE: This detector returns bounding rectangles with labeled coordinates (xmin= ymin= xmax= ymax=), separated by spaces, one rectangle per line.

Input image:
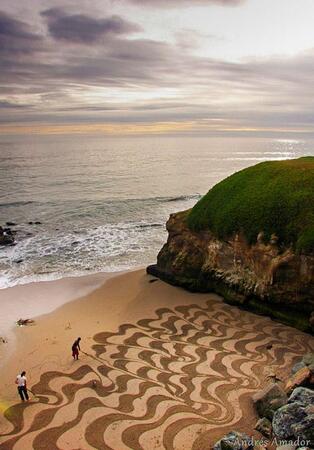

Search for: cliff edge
xmin=148 ymin=157 xmax=314 ymax=332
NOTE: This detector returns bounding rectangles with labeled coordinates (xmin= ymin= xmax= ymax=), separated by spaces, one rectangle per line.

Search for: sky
xmin=1 ymin=0 xmax=314 ymax=136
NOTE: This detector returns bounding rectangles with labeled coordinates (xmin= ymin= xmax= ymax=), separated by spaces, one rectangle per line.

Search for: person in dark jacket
xmin=72 ymin=337 xmax=81 ymax=360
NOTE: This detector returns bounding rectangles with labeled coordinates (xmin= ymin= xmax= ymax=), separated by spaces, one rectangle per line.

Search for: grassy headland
xmin=187 ymin=157 xmax=314 ymax=253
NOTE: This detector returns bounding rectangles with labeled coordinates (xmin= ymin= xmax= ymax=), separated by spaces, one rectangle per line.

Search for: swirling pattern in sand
xmin=1 ymin=299 xmax=313 ymax=450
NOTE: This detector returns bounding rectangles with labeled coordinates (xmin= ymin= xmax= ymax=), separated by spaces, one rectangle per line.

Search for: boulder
xmin=291 ymin=361 xmax=306 ymax=375
xmin=302 ymin=353 xmax=314 ymax=366
xmin=302 ymin=353 xmax=314 ymax=373
xmin=273 ymin=386 xmax=314 ymax=446
xmin=285 ymin=367 xmax=311 ymax=393
xmin=272 ymin=402 xmax=307 ymax=440
xmin=290 ymin=405 xmax=314 ymax=443
xmin=252 ymin=383 xmax=287 ymax=419
xmin=288 ymin=387 xmax=314 ymax=406
xmin=213 ymin=431 xmax=253 ymax=450
xmin=0 ymin=234 xmax=14 ymax=245
xmin=254 ymin=417 xmax=272 ymax=438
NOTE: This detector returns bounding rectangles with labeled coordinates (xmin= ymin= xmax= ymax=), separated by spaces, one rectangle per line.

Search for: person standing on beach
xmin=72 ymin=337 xmax=81 ymax=360
xmin=15 ymin=371 xmax=29 ymax=402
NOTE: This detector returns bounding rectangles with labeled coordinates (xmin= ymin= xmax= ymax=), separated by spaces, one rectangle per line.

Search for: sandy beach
xmin=0 ymin=269 xmax=313 ymax=449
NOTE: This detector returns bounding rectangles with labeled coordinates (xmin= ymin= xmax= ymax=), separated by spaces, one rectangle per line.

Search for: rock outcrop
xmin=148 ymin=158 xmax=314 ymax=332
xmin=147 ymin=210 xmax=314 ymax=332
xmin=0 ymin=225 xmax=15 ymax=245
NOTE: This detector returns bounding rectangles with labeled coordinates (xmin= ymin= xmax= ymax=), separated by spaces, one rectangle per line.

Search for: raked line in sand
xmin=0 ymin=270 xmax=313 ymax=450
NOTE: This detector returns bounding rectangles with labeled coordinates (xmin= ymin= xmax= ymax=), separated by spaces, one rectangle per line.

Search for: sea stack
xmin=147 ymin=157 xmax=314 ymax=333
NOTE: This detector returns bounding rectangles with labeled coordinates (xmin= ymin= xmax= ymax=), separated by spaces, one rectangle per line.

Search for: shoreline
xmin=0 ymin=270 xmax=122 ymax=338
xmin=0 ymin=263 xmax=145 ymax=291
xmin=1 ymin=268 xmax=313 ymax=448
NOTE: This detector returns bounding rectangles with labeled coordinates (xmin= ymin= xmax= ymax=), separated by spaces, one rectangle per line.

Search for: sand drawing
xmin=1 ymin=299 xmax=313 ymax=450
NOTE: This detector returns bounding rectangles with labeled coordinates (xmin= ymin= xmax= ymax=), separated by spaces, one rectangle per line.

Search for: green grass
xmin=187 ymin=157 xmax=314 ymax=253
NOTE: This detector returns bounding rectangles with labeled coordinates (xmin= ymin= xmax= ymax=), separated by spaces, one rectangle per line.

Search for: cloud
xmin=0 ymin=100 xmax=31 ymax=109
xmin=121 ymin=0 xmax=245 ymax=8
xmin=41 ymin=8 xmax=141 ymax=43
xmin=1 ymin=6 xmax=314 ymax=136
xmin=0 ymin=10 xmax=43 ymax=55
xmin=174 ymin=29 xmax=225 ymax=51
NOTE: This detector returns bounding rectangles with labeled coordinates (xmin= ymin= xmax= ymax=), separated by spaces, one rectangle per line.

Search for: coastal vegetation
xmin=187 ymin=157 xmax=314 ymax=253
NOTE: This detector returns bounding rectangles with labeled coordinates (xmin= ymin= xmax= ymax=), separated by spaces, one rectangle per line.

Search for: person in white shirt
xmin=15 ymin=371 xmax=29 ymax=401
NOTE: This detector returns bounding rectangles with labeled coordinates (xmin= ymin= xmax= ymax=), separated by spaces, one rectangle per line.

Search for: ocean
xmin=0 ymin=134 xmax=312 ymax=288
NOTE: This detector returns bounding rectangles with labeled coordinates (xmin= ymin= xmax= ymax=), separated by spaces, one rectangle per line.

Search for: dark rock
xmin=213 ymin=431 xmax=253 ymax=450
xmin=290 ymin=406 xmax=314 ymax=443
xmin=272 ymin=402 xmax=307 ymax=439
xmin=34 ymin=221 xmax=42 ymax=225
xmin=28 ymin=221 xmax=33 ymax=225
xmin=288 ymin=387 xmax=314 ymax=406
xmin=6 ymin=221 xmax=16 ymax=226
xmin=3 ymin=228 xmax=13 ymax=235
xmin=0 ymin=231 xmax=15 ymax=245
xmin=266 ymin=344 xmax=273 ymax=350
xmin=252 ymin=383 xmax=287 ymax=419
xmin=71 ymin=241 xmax=80 ymax=246
xmin=254 ymin=417 xmax=272 ymax=438
xmin=13 ymin=259 xmax=23 ymax=264
xmin=272 ymin=388 xmax=314 ymax=446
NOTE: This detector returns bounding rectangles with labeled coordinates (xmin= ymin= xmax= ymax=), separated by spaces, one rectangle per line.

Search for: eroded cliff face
xmin=147 ymin=210 xmax=314 ymax=333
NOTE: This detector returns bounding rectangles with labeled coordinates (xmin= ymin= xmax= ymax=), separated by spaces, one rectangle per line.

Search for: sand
xmin=0 ymin=269 xmax=313 ymax=450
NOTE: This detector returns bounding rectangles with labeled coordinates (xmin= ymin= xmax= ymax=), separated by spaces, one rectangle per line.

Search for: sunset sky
xmin=1 ymin=0 xmax=314 ymax=135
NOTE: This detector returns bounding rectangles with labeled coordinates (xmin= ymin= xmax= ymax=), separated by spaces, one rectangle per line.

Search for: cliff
xmin=147 ymin=157 xmax=314 ymax=333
